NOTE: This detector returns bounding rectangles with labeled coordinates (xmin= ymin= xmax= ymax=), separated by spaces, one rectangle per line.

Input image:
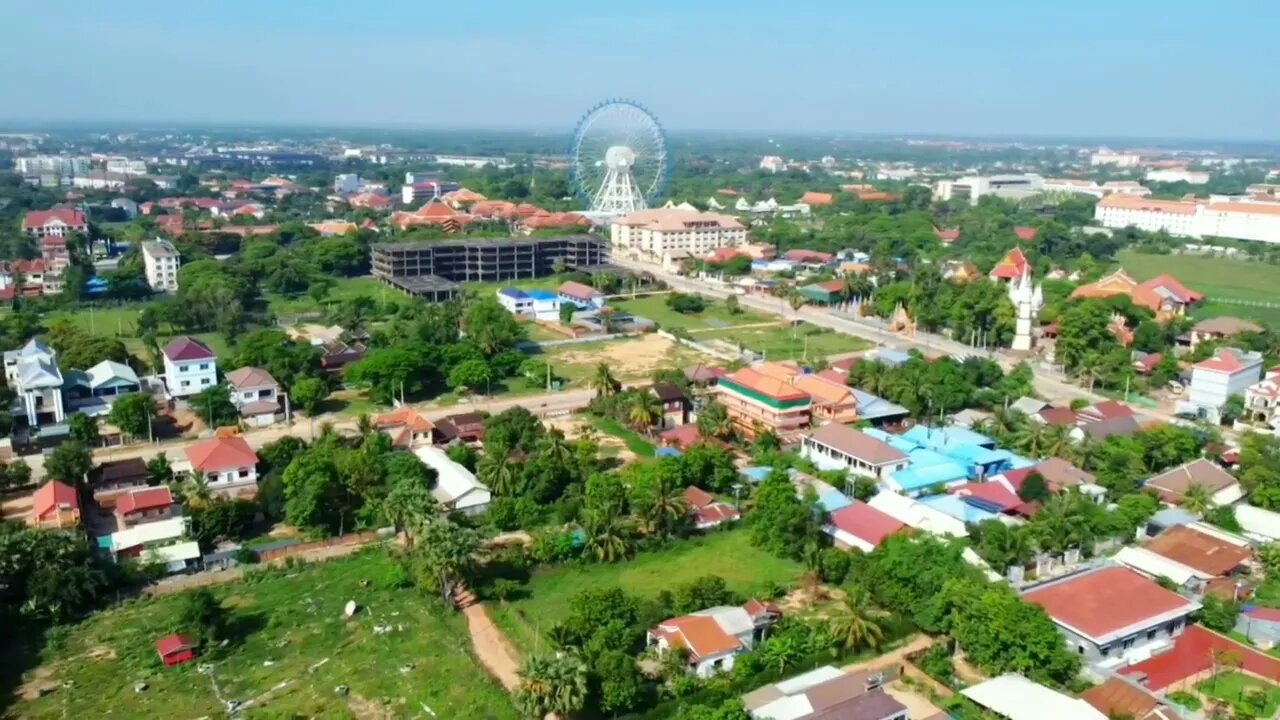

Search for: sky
xmin=1 ymin=0 xmax=1277 ymax=141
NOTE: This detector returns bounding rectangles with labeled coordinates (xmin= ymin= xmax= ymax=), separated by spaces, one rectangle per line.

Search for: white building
xmin=759 ymin=155 xmax=785 ymax=173
xmin=333 ymin=173 xmax=364 ymax=194
xmin=799 ymin=424 xmax=909 ymax=481
xmin=1146 ymin=168 xmax=1210 ymax=184
xmin=648 ymin=602 xmax=777 ymax=678
xmin=962 ymin=675 xmax=1106 ymax=720
xmin=1090 ymin=151 xmax=1142 ymax=168
xmin=1095 ymin=194 xmax=1280 ymax=245
xmin=98 ymin=515 xmax=202 ymax=573
xmin=611 ymin=208 xmax=747 ymax=264
xmin=181 ymin=435 xmax=261 ymax=499
xmin=105 ymin=158 xmax=148 ymax=175
xmin=934 ymin=174 xmax=1045 ymax=204
xmin=1043 ymin=179 xmax=1151 ymax=198
xmin=161 ymin=336 xmax=217 ymax=398
xmin=141 ymin=239 xmax=180 ymax=292
xmin=1188 ymin=348 xmax=1263 ymax=423
xmin=14 ymin=155 xmax=91 ymax=176
xmin=414 ymin=446 xmax=491 ymax=514
xmin=3 ymin=339 xmax=65 ymax=427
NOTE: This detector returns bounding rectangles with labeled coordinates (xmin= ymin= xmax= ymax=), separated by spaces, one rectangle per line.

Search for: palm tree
xmin=697 ymin=400 xmax=734 ymax=441
xmin=591 ymin=362 xmax=619 ymax=398
xmin=356 ymin=412 xmax=375 ymax=439
xmin=1043 ymin=423 xmax=1073 ymax=459
xmin=760 ymin=634 xmax=805 ymax=674
xmin=182 ymin=473 xmax=213 ymax=509
xmin=829 ymin=589 xmax=886 ymax=652
xmin=1182 ymin=482 xmax=1214 ymax=516
xmin=581 ymin=510 xmax=633 ymax=563
xmin=638 ymin=473 xmax=687 ymax=537
xmin=787 ymin=288 xmax=806 ymax=339
xmin=1033 ymin=493 xmax=1095 ymax=555
xmin=478 ymin=447 xmax=521 ymax=496
xmin=1068 ymin=433 xmax=1098 ymax=470
xmin=1011 ymin=420 xmax=1049 ymax=457
xmin=537 ymin=429 xmax=574 ymax=468
xmin=515 ymin=652 xmax=589 ymax=720
xmin=626 ymin=391 xmax=663 ymax=433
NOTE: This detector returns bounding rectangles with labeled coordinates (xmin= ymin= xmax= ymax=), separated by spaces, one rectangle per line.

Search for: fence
xmin=655 ymin=329 xmax=740 ymax=361
xmin=255 ymin=527 xmax=393 ymax=563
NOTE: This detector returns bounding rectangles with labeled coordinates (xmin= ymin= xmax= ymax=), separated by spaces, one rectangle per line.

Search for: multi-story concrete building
xmin=1188 ymin=347 xmax=1264 ymax=423
xmin=22 ymin=207 xmax=87 ymax=238
xmin=715 ymin=366 xmax=811 ymax=440
xmin=14 ymin=155 xmax=91 ymax=176
xmin=1095 ymin=194 xmax=1280 ymax=244
xmin=1090 ymin=151 xmax=1141 ymax=168
xmin=141 ymin=239 xmax=180 ymax=292
xmin=1146 ymin=168 xmax=1210 ymax=184
xmin=933 ymin=174 xmax=1045 ymax=204
xmin=2 ymin=339 xmax=65 ymax=428
xmin=161 ymin=336 xmax=217 ymax=398
xmin=610 ymin=208 xmax=747 ymax=264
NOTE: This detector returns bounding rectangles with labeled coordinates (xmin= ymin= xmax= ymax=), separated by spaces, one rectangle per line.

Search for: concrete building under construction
xmin=371 ymin=235 xmax=610 ymax=301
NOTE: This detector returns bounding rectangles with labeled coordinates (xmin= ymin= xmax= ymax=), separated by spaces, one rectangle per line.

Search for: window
xmin=201 ymin=378 xmax=211 ymax=385
xmin=1122 ymin=637 xmax=1136 ymax=650
xmin=199 ymin=363 xmax=209 ymax=370
xmin=181 ymin=380 xmax=190 ymax=387
xmin=179 ymin=365 xmax=189 ymax=373
xmin=238 ymin=469 xmax=249 ymax=478
xmin=1147 ymin=628 xmax=1158 ymax=640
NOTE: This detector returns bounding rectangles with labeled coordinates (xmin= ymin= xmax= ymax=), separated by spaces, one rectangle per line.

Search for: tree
xmin=1018 ymin=471 xmax=1049 ymax=503
xmin=581 ymin=509 xmax=633 ymax=563
xmin=448 ymin=358 xmax=494 ymax=394
xmin=346 ymin=344 xmax=437 ymax=404
xmin=591 ymin=362 xmax=620 ymax=398
xmin=291 ymin=376 xmax=328 ymax=417
xmin=596 ymin=650 xmax=646 ymax=715
xmin=146 ymin=453 xmax=175 ymax=486
xmin=45 ymin=441 xmax=94 ymax=488
xmin=192 ymin=384 xmax=239 ymax=428
xmin=68 ymin=412 xmax=99 ymax=445
xmin=464 ymin=296 xmax=526 ymax=356
xmin=175 ymin=589 xmax=228 ymax=649
xmin=829 ymin=589 xmax=886 ymax=652
xmin=625 ymin=390 xmax=662 ymax=432
xmin=0 ymin=524 xmax=110 ymax=622
xmin=478 ymin=448 xmax=522 ymax=496
xmin=1223 ymin=394 xmax=1246 ymax=424
xmin=514 ymin=652 xmax=589 ymax=720
xmin=405 ymin=518 xmax=482 ymax=606
xmin=109 ymin=392 xmax=157 ymax=439
xmin=627 ymin=461 xmax=688 ymax=537
xmin=750 ymin=471 xmax=820 ymax=561
xmin=674 ymin=575 xmax=736 ymax=614
xmin=724 ymin=294 xmax=741 ymax=315
xmin=1182 ymin=482 xmax=1215 ymax=516
xmin=282 ymin=451 xmax=345 ymax=532
xmin=666 ymin=292 xmax=707 ymax=314
xmin=558 ymin=302 xmax=576 ymax=326
xmin=697 ymin=400 xmax=733 ymax=441
xmin=1199 ymin=594 xmax=1240 ymax=634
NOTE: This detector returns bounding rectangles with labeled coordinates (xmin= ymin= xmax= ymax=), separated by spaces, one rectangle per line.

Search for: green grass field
xmin=697 ymin=324 xmax=872 ymax=362
xmin=1117 ymin=249 xmax=1280 ymax=325
xmin=610 ymin=294 xmax=771 ymax=331
xmin=488 ymin=530 xmax=803 ymax=657
xmin=1196 ymin=671 xmax=1280 ymax=716
xmin=266 ymin=276 xmax=412 ymax=316
xmin=6 ymin=551 xmax=517 ymax=720
xmin=590 ymin=416 xmax=656 ymax=457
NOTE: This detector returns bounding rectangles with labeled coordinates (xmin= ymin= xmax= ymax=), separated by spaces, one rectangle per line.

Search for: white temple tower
xmin=1008 ymin=265 xmax=1043 ymax=352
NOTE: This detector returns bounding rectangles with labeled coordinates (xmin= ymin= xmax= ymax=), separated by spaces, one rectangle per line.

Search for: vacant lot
xmin=266 ymin=276 xmax=413 ymax=316
xmin=6 ymin=551 xmax=517 ymax=720
xmin=698 ymin=323 xmax=872 ymax=362
xmin=488 ymin=530 xmax=803 ymax=656
xmin=1118 ymin=249 xmax=1280 ymax=325
xmin=1196 ymin=671 xmax=1280 ymax=717
xmin=611 ymin=294 xmax=771 ymax=330
xmin=539 ymin=334 xmax=721 ymax=386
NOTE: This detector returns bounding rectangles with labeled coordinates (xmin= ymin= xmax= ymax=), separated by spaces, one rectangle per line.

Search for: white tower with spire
xmin=1008 ymin=264 xmax=1043 ymax=352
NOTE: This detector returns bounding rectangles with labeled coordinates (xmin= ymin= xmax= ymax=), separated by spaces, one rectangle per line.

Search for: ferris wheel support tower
xmin=569 ymin=99 xmax=668 ymax=217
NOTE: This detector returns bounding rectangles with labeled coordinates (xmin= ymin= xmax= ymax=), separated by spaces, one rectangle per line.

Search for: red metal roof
xmin=162 ymin=336 xmax=215 ymax=362
xmin=116 ymin=486 xmax=173 ymax=515
xmin=155 ymin=633 xmax=197 ymax=656
xmin=1120 ymin=625 xmax=1280 ymax=691
xmin=828 ymin=501 xmax=905 ymax=548
xmin=32 ymin=480 xmax=78 ymax=517
xmin=1024 ymin=567 xmax=1196 ymax=643
xmin=23 ymin=207 xmax=86 ymax=229
xmin=683 ymin=486 xmax=716 ymax=509
xmin=1013 ymin=225 xmax=1039 ymax=241
xmin=557 ymin=281 xmax=600 ymax=300
xmin=948 ymin=481 xmax=1021 ymax=511
xmin=185 ymin=435 xmax=259 ymax=472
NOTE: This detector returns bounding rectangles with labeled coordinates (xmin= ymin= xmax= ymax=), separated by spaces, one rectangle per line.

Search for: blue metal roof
xmin=919 ymin=494 xmax=1000 ymax=524
xmin=498 ymin=288 xmax=528 ymax=299
xmin=850 ymin=389 xmax=910 ymax=421
xmin=871 ymin=349 xmax=911 ymax=367
xmin=817 ymin=488 xmax=853 ymax=513
xmin=655 ymin=447 xmax=682 ymax=458
xmin=901 ymin=425 xmax=996 ymax=451
xmin=740 ymin=466 xmax=772 ymax=483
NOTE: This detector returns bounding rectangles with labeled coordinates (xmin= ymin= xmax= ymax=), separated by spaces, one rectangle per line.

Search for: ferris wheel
xmin=569 ymin=99 xmax=669 ymax=215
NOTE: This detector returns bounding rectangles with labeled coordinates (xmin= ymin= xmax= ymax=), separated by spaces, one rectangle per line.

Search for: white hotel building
xmin=610 ymin=208 xmax=747 ymax=264
xmin=1095 ymin=194 xmax=1280 ymax=245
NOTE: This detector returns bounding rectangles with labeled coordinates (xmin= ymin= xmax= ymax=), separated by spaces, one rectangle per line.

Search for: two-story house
xmin=114 ymin=486 xmax=176 ymax=528
xmin=800 ymin=424 xmax=910 ymax=481
xmin=162 ymin=336 xmax=217 ymax=399
xmin=3 ymin=339 xmax=65 ymax=428
xmin=30 ymin=480 xmax=80 ymax=529
xmin=1246 ymin=365 xmax=1280 ymax=426
xmin=650 ymin=381 xmax=690 ymax=429
xmin=22 ymin=207 xmax=88 ymax=239
xmin=89 ymin=458 xmax=150 ymax=508
xmin=648 ymin=600 xmax=779 ymax=677
xmin=97 ymin=514 xmax=200 ymax=574
xmin=1188 ymin=348 xmax=1263 ymax=423
xmin=182 ymin=435 xmax=260 ymax=499
xmin=225 ymin=366 xmax=281 ymax=427
xmin=65 ymin=360 xmax=141 ymax=416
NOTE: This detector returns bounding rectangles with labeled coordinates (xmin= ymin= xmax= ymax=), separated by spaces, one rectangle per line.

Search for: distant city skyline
xmin=1 ymin=1 xmax=1277 ymax=141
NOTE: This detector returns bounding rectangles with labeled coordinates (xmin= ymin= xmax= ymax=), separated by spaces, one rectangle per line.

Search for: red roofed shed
xmin=155 ymin=633 xmax=198 ymax=667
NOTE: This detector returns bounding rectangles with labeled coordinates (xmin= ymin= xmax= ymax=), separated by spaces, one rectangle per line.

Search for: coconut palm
xmin=697 ymin=400 xmax=734 ymax=441
xmin=1043 ymin=423 xmax=1074 ymax=459
xmin=626 ymin=391 xmax=663 ymax=433
xmin=636 ymin=470 xmax=688 ymax=537
xmin=581 ymin=510 xmax=633 ymax=563
xmin=1182 ymin=482 xmax=1214 ymax=516
xmin=1068 ymin=433 xmax=1098 ymax=469
xmin=1011 ymin=420 xmax=1049 ymax=457
xmin=182 ymin=473 xmax=213 ymax=509
xmin=477 ymin=446 xmax=521 ymax=496
xmin=829 ymin=589 xmax=886 ymax=653
xmin=1033 ymin=493 xmax=1095 ymax=555
xmin=356 ymin=412 xmax=375 ymax=439
xmin=515 ymin=652 xmax=589 ymax=720
xmin=537 ymin=429 xmax=574 ymax=467
xmin=591 ymin=362 xmax=620 ymax=398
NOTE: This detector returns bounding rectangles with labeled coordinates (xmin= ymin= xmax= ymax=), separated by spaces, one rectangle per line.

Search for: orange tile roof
xmin=1145 ymin=525 xmax=1251 ymax=577
xmin=1070 ymin=269 xmax=1139 ymax=300
xmin=724 ymin=367 xmax=809 ymax=402
xmin=1205 ymin=201 xmax=1280 ymax=217
xmin=1098 ymin=194 xmax=1199 ymax=215
xmin=799 ymin=191 xmax=834 ymax=205
xmin=185 ymin=436 xmax=259 ymax=472
xmin=658 ymin=615 xmax=741 ymax=660
xmin=375 ymin=406 xmax=434 ymax=433
xmin=792 ymin=373 xmax=854 ymax=406
xmin=1024 ymin=567 xmax=1196 ymax=642
xmin=988 ymin=247 xmax=1029 ymax=280
xmin=32 ymin=480 xmax=78 ymax=518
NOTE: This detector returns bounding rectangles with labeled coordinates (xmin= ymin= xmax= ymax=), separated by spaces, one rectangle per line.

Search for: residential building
xmin=1144 ymin=458 xmax=1244 ymax=507
xmin=715 ymin=366 xmax=811 ymax=440
xmin=97 ymin=515 xmax=201 ymax=573
xmin=650 ymin=382 xmax=690 ymax=428
xmin=225 ymin=367 xmax=281 ymax=426
xmin=111 ymin=197 xmax=139 ymax=219
xmin=1090 ymin=151 xmax=1142 ymax=167
xmin=683 ymin=487 xmax=740 ymax=530
xmin=161 ymin=336 xmax=217 ymax=398
xmin=1070 ymin=269 xmax=1201 ymax=317
xmin=89 ymin=458 xmax=150 ymax=507
xmin=648 ymin=601 xmax=779 ymax=677
xmin=64 ymin=360 xmax=141 ymax=416
xmin=333 ymin=173 xmax=365 ymax=194
xmin=1188 ymin=347 xmax=1263 ymax=422
xmin=934 ymin=174 xmax=1045 ymax=204
xmin=557 ymin=280 xmax=605 ymax=309
xmin=1114 ymin=523 xmax=1251 ymax=595
xmin=961 ymin=675 xmax=1106 ymax=720
xmin=114 ymin=486 xmax=176 ymax=528
xmin=413 ymin=446 xmax=491 ymax=515
xmin=400 ymin=179 xmax=460 ymax=205
xmin=743 ymin=665 xmax=908 ymax=720
xmin=433 ymin=412 xmax=486 ymax=444
xmin=611 ymin=208 xmax=747 ymax=263
xmin=800 ymin=424 xmax=909 ymax=481
xmin=141 ymin=239 xmax=180 ymax=292
xmin=22 ymin=207 xmax=88 ymax=238
xmin=1022 ymin=566 xmax=1200 ymax=667
xmin=1246 ymin=365 xmax=1280 ymax=425
xmin=3 ymin=339 xmax=65 ymax=427
xmin=1146 ymin=168 xmax=1210 ymax=184
xmin=759 ymin=156 xmax=785 ymax=173
xmin=1095 ymin=194 xmax=1280 ymax=245
xmin=182 ymin=435 xmax=260 ymax=499
xmin=496 ymin=288 xmax=561 ymax=320
xmin=1079 ymin=677 xmax=1178 ymax=720
xmin=30 ymin=480 xmax=80 ymax=529
xmin=375 ymin=406 xmax=434 ymax=449
xmin=866 ymin=490 xmax=967 ymax=538
xmin=824 ymin=501 xmax=907 ymax=553
xmin=1189 ymin=316 xmax=1263 ymax=349
xmin=14 ymin=154 xmax=91 ymax=176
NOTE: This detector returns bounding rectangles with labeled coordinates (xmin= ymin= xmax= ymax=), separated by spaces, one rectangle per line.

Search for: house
xmin=716 ymin=366 xmax=812 ymax=440
xmin=1247 ymin=365 xmax=1280 ymax=425
xmin=141 ymin=239 xmax=181 ymax=292
xmin=685 ymin=364 xmax=727 ymax=387
xmin=1119 ymin=624 xmax=1280 ymax=693
xmin=22 ymin=207 xmax=87 ymax=238
xmin=650 ymin=382 xmax=690 ymax=428
xmin=798 ymin=191 xmax=834 ymax=206
xmin=89 ymin=458 xmax=150 ymax=507
xmin=941 ymin=260 xmax=981 ymax=283
xmin=1188 ymin=347 xmax=1263 ymax=422
xmin=743 ymin=665 xmax=909 ymax=720
xmin=961 ymin=675 xmax=1106 ymax=720
xmin=781 ymin=249 xmax=835 ymax=266
xmin=496 ymin=288 xmax=561 ymax=321
xmin=30 ymin=480 xmax=80 ymax=529
xmin=155 ymin=634 xmax=198 ymax=667
xmin=64 ymin=360 xmax=141 ymax=416
xmin=1022 ymin=566 xmax=1200 ymax=666
xmin=1144 ymin=458 xmax=1244 ymax=507
xmin=1079 ymin=677 xmax=1179 ymax=720
xmin=413 ymin=446 xmax=491 ymax=515
xmin=375 ymin=406 xmax=435 ymax=448
xmin=683 ymin=487 xmax=740 ymax=530
xmin=660 ymin=424 xmax=706 ymax=451
xmin=988 ymin=248 xmax=1030 ymax=282
xmin=824 ymin=501 xmax=907 ymax=553
xmin=789 ymin=371 xmax=859 ymax=424
xmin=1189 ymin=316 xmax=1263 ymax=349
xmin=182 ymin=435 xmax=260 ymax=499
xmin=557 ymin=281 xmax=605 ymax=309
xmin=1073 ymin=400 xmax=1141 ymax=440
xmin=320 ymin=339 xmax=366 ymax=372
xmin=115 ymin=486 xmax=176 ymax=528
xmin=998 ymin=457 xmax=1100 ymax=495
xmin=1070 ymin=269 xmax=1202 ymax=318
xmin=1013 ymin=226 xmax=1039 ymax=242
xmin=433 ymin=412 xmax=485 ymax=444
xmin=648 ymin=601 xmax=779 ymax=677
xmin=1114 ymin=523 xmax=1251 ymax=594
xmin=162 ymin=336 xmax=217 ymax=398
xmin=867 ymin=490 xmax=967 ymax=538
xmin=3 ymin=339 xmax=66 ymax=428
xmin=98 ymin=515 xmax=201 ymax=572
xmin=800 ymin=424 xmax=909 ymax=481
xmin=224 ymin=367 xmax=281 ymax=427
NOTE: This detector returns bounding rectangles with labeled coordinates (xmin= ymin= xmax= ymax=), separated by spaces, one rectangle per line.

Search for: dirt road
xmin=462 ymin=603 xmax=523 ymax=692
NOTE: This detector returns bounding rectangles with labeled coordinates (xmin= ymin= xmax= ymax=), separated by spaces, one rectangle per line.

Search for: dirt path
xmin=462 ymin=603 xmax=522 ymax=692
xmin=841 ymin=634 xmax=935 ymax=673
xmin=687 ymin=320 xmax=786 ymax=334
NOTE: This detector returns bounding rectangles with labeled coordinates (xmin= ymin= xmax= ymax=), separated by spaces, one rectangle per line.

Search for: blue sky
xmin=1 ymin=0 xmax=1276 ymax=140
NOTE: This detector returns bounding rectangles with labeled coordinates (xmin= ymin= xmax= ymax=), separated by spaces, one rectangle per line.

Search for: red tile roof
xmin=375 ymin=406 xmax=434 ymax=433
xmin=828 ymin=501 xmax=905 ymax=548
xmin=1024 ymin=567 xmax=1197 ymax=643
xmin=1037 ymin=406 xmax=1079 ymax=426
xmin=683 ymin=486 xmax=716 ymax=509
xmin=782 ymin=249 xmax=834 ymax=263
xmin=693 ymin=502 xmax=740 ymax=526
xmin=1079 ymin=399 xmax=1136 ymax=421
xmin=32 ymin=480 xmax=78 ymax=518
xmin=162 ymin=336 xmax=215 ymax=362
xmin=1196 ymin=348 xmax=1256 ymax=373
xmin=185 ymin=435 xmax=259 ymax=472
xmin=155 ymin=633 xmax=197 ymax=657
xmin=1120 ymin=625 xmax=1280 ymax=691
xmin=660 ymin=424 xmax=703 ymax=450
xmin=654 ymin=615 xmax=742 ymax=660
xmin=557 ymin=281 xmax=600 ymax=300
xmin=949 ymin=481 xmax=1022 ymax=511
xmin=116 ymin=486 xmax=173 ymax=515
xmin=800 ymin=191 xmax=834 ymax=206
xmin=934 ymin=228 xmax=960 ymax=242
xmin=23 ymin=207 xmax=86 ymax=229
xmin=1013 ymin=225 xmax=1039 ymax=241
xmin=988 ymin=247 xmax=1029 ymax=280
